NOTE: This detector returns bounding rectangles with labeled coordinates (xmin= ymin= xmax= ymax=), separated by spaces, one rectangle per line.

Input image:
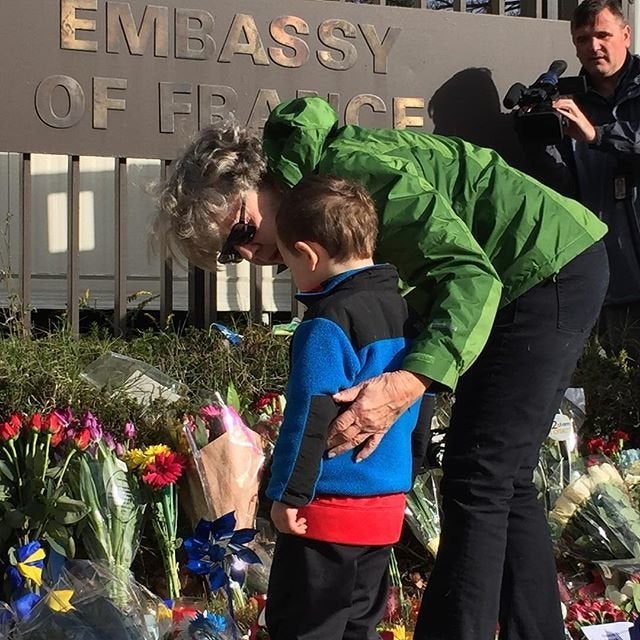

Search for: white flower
xmin=562 ymin=475 xmax=595 ymax=505
xmin=595 ymin=462 xmax=625 ymax=486
xmin=551 ymin=495 xmax=579 ymax=523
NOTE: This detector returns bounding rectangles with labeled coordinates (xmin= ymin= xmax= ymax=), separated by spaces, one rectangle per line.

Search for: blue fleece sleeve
xmin=266 ymin=317 xmax=361 ymax=506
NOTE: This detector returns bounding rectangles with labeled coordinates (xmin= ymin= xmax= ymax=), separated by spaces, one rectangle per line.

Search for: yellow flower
xmin=142 ymin=444 xmax=171 ymax=464
xmin=122 ymin=448 xmax=147 ymax=471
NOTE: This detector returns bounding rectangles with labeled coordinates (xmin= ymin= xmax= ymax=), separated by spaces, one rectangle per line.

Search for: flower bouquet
xmin=179 ymin=394 xmax=266 ymax=530
xmin=123 ymin=444 xmax=187 ymax=600
xmin=534 ymin=389 xmax=583 ymax=515
xmin=405 ymin=470 xmax=441 ymax=558
xmin=0 ymin=410 xmax=93 ymax=559
xmin=565 ymin=598 xmax=630 ymax=639
xmin=548 ymin=457 xmax=640 ymax=560
xmin=71 ymin=437 xmax=145 ymax=604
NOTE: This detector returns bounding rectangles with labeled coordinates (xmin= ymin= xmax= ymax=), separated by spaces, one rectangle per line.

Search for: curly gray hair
xmin=155 ymin=121 xmax=266 ymax=271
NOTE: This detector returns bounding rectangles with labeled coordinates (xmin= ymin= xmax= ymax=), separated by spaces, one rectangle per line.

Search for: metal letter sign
xmin=0 ymin=0 xmax=576 ymax=160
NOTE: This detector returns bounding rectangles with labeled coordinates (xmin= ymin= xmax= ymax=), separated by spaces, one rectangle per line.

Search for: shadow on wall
xmin=428 ymin=67 xmax=526 ymax=171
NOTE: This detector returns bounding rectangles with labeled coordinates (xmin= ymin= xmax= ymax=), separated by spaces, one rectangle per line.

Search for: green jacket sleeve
xmin=320 ymin=150 xmax=503 ymax=390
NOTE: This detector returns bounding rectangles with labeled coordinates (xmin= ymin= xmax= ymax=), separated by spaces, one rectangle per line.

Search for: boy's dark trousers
xmin=415 ymin=241 xmax=609 ymax=640
xmin=266 ymin=533 xmax=391 ymax=640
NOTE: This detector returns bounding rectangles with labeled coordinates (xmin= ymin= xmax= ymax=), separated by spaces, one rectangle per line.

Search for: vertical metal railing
xmin=249 ymin=265 xmax=263 ymax=323
xmin=19 ymin=153 xmax=32 ymax=334
xmin=67 ymin=155 xmax=80 ymax=336
xmin=114 ymin=157 xmax=128 ymax=334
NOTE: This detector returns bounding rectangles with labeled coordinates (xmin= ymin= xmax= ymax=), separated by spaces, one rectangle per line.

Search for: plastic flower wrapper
xmin=405 ymin=470 xmax=441 ymax=558
xmin=614 ymin=447 xmax=640 ymax=510
xmin=0 ymin=601 xmax=14 ymax=639
xmin=70 ymin=440 xmax=145 ymax=604
xmin=122 ymin=444 xmax=187 ymax=600
xmin=534 ymin=389 xmax=582 ymax=515
xmin=180 ymin=393 xmax=266 ymax=530
xmin=80 ymin=352 xmax=187 ymax=406
xmin=548 ymin=456 xmax=640 ymax=560
xmin=12 ymin=560 xmax=172 ymax=640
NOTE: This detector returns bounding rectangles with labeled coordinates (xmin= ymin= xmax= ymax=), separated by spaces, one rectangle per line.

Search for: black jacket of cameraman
xmin=525 ymin=53 xmax=640 ymax=306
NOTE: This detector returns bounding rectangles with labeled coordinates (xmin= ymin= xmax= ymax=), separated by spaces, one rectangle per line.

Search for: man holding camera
xmin=532 ymin=0 xmax=640 ymax=360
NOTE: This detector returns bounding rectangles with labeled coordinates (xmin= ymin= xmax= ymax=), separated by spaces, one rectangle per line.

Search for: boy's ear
xmin=293 ymin=241 xmax=322 ymax=271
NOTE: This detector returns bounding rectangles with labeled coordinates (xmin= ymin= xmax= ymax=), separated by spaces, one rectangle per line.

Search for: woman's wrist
xmin=396 ymin=370 xmax=432 ymax=404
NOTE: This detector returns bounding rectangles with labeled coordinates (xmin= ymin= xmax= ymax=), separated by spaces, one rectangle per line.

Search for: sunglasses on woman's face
xmin=217 ymin=200 xmax=257 ymax=264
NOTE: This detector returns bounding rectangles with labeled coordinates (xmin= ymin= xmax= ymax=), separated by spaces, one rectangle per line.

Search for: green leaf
xmin=0 ymin=461 xmax=15 ymax=482
xmin=194 ymin=416 xmax=209 ymax=449
xmin=52 ymin=495 xmax=89 ymax=525
xmin=45 ymin=523 xmax=75 ymax=558
xmin=632 ymin=582 xmax=640 ymax=612
xmin=226 ymin=381 xmax=241 ymax=411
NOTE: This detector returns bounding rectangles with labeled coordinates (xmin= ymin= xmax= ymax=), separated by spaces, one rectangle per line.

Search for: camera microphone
xmin=503 ymin=83 xmax=527 ymax=110
xmin=534 ymin=59 xmax=568 ymax=87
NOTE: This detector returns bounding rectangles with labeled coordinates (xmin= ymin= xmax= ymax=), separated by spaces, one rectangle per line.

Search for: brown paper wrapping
xmin=181 ymin=429 xmax=265 ymax=530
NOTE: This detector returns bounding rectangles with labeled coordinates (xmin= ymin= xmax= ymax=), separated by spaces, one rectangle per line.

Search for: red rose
xmin=0 ymin=414 xmax=22 ymax=441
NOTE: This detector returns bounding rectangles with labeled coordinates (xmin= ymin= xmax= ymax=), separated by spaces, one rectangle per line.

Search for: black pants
xmin=415 ymin=241 xmax=609 ymax=640
xmin=266 ymin=534 xmax=391 ymax=640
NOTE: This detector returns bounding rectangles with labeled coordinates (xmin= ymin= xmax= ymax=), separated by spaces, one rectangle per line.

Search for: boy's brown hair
xmin=276 ymin=175 xmax=378 ymax=262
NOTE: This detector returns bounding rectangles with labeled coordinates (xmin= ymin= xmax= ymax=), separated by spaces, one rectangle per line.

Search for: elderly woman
xmin=157 ymin=97 xmax=607 ymax=640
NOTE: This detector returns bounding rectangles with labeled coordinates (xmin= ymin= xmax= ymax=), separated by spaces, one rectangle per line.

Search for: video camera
xmin=503 ymin=60 xmax=587 ymax=145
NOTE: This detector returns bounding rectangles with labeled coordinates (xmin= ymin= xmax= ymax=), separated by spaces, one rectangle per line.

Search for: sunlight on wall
xmin=46 ymin=191 xmax=96 ymax=253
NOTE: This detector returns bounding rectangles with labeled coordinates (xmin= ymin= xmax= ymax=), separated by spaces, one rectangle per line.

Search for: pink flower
xmin=81 ymin=412 xmax=102 ymax=441
xmin=200 ymin=405 xmax=222 ymax=419
xmin=123 ymin=420 xmax=136 ymax=440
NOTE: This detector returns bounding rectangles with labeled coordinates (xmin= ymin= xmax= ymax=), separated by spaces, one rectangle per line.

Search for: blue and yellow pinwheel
xmin=7 ymin=541 xmax=46 ymax=589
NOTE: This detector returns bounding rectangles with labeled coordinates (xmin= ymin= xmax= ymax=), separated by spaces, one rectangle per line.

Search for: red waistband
xmin=297 ymin=494 xmax=406 ymax=545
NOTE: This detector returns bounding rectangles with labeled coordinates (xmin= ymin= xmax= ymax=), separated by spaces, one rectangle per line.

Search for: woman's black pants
xmin=414 ymin=241 xmax=609 ymax=640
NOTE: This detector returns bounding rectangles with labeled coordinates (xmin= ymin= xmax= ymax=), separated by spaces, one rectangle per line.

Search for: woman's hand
xmin=270 ymin=501 xmax=307 ymax=535
xmin=327 ymin=370 xmax=430 ymax=461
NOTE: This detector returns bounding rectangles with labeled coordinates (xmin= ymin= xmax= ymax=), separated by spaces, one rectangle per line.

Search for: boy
xmin=265 ymin=174 xmax=425 ymax=640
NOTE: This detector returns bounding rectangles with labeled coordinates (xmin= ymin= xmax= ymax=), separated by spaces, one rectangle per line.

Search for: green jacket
xmin=263 ymin=97 xmax=607 ymax=390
